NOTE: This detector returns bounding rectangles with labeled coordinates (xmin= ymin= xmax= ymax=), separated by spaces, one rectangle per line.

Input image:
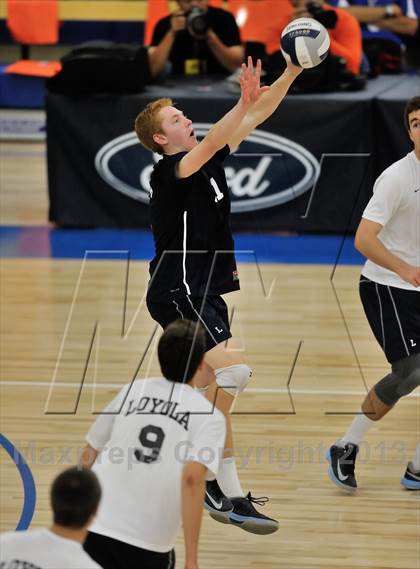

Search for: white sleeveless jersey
xmin=87 ymin=377 xmax=226 ymax=553
xmin=0 ymin=528 xmax=101 ymax=568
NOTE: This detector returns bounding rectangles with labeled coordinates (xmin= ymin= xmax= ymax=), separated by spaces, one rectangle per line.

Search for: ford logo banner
xmin=95 ymin=125 xmax=320 ymax=213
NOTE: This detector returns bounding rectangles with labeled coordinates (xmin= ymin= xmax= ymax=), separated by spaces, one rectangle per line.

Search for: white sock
xmin=411 ymin=443 xmax=420 ymax=471
xmin=217 ymin=457 xmax=245 ymax=498
xmin=338 ymin=411 xmax=376 ymax=447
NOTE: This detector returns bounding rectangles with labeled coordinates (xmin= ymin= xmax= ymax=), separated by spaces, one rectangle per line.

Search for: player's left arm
xmin=182 ymin=413 xmax=226 ymax=568
xmin=228 ymin=61 xmax=302 ymax=151
xmin=182 ymin=461 xmax=207 ymax=569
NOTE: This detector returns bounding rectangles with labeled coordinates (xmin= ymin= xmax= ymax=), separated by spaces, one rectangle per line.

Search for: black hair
xmin=51 ymin=467 xmax=101 ymax=529
xmin=404 ymin=96 xmax=420 ymax=131
xmin=158 ymin=319 xmax=206 ymax=383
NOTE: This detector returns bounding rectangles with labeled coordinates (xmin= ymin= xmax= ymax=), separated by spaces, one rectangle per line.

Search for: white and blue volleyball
xmin=281 ymin=18 xmax=330 ymax=69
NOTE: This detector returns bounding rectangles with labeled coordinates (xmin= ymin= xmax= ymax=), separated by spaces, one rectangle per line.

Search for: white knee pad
xmin=215 ymin=364 xmax=252 ymax=396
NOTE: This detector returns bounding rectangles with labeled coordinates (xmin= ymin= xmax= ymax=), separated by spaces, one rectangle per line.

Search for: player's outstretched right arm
xmin=177 ymin=57 xmax=269 ymax=179
xmin=228 ymin=60 xmax=302 ymax=151
xmin=182 ymin=461 xmax=207 ymax=569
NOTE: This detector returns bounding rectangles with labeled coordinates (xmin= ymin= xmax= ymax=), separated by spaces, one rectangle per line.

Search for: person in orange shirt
xmin=289 ymin=0 xmax=362 ymax=74
xmin=233 ymin=0 xmax=362 ymax=75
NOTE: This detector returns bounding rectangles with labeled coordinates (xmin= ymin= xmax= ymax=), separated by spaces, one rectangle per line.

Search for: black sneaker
xmin=204 ymin=480 xmax=233 ymax=523
xmin=326 ymin=443 xmax=359 ymax=492
xmin=400 ymin=462 xmax=420 ymax=490
xmin=227 ymin=492 xmax=279 ymax=535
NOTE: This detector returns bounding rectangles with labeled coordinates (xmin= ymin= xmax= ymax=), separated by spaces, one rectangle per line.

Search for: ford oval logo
xmin=95 ymin=124 xmax=320 ymax=213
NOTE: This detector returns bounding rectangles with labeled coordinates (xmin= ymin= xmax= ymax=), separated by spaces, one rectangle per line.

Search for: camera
xmin=186 ymin=7 xmax=210 ymax=36
xmin=306 ymin=2 xmax=338 ymax=28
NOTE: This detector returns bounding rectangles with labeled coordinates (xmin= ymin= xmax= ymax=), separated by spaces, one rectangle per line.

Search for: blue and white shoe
xmin=400 ymin=462 xmax=420 ymax=490
xmin=227 ymin=493 xmax=279 ymax=535
xmin=326 ymin=443 xmax=359 ymax=492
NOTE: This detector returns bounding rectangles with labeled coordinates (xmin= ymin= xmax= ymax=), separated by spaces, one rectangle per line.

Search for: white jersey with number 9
xmin=87 ymin=378 xmax=226 ymax=553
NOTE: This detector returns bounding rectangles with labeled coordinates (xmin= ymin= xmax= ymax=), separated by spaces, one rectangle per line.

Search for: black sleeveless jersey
xmin=148 ymin=145 xmax=240 ymax=299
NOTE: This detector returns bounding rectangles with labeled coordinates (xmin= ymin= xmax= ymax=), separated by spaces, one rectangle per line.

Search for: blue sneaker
xmin=400 ymin=462 xmax=420 ymax=490
xmin=326 ymin=443 xmax=358 ymax=492
xmin=227 ymin=493 xmax=279 ymax=535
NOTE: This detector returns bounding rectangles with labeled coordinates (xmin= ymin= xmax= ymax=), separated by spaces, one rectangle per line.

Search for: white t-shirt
xmin=0 ymin=528 xmax=101 ymax=568
xmin=361 ymin=151 xmax=420 ymax=290
xmin=86 ymin=378 xmax=226 ymax=553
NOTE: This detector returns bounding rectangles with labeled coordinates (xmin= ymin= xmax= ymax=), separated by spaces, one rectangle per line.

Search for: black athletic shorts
xmin=359 ymin=275 xmax=420 ymax=363
xmin=147 ymin=292 xmax=231 ymax=351
xmin=84 ymin=531 xmax=175 ymax=569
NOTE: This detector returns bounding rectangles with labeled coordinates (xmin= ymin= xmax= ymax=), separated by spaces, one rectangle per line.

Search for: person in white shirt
xmin=79 ymin=319 xmax=226 ymax=569
xmin=0 ymin=467 xmax=102 ymax=569
xmin=327 ymin=95 xmax=420 ymax=492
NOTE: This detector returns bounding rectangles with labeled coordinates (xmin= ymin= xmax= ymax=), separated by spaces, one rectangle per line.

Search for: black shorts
xmin=84 ymin=531 xmax=175 ymax=569
xmin=147 ymin=292 xmax=231 ymax=351
xmin=359 ymin=275 xmax=420 ymax=363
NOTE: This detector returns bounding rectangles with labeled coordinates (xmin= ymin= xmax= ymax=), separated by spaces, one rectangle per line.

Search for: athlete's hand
xmin=286 ymin=60 xmax=303 ymax=76
xmin=397 ymin=264 xmax=420 ymax=287
xmin=239 ymin=56 xmax=271 ymax=106
xmin=185 ymin=561 xmax=198 ymax=569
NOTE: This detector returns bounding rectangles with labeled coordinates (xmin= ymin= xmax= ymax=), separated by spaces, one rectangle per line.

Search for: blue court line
xmin=0 ymin=433 xmax=36 ymax=530
xmin=0 ymin=226 xmax=364 ymax=265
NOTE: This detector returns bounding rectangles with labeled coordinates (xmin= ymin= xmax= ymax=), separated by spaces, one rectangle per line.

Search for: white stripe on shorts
xmin=185 ymin=295 xmax=217 ymax=345
xmin=387 ymin=286 xmax=410 ymax=357
xmin=172 ymin=300 xmax=184 ymax=319
xmin=375 ymin=282 xmax=386 ymax=352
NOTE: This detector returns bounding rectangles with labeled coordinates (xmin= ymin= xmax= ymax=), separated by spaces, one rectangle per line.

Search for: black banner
xmin=47 ymin=78 xmax=418 ymax=233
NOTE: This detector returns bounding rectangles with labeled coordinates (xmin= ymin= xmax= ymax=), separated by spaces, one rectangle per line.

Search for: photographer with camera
xmin=148 ymin=0 xmax=244 ymax=78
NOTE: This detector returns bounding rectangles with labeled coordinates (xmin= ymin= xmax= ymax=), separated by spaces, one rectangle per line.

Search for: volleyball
xmin=281 ymin=18 xmax=330 ymax=69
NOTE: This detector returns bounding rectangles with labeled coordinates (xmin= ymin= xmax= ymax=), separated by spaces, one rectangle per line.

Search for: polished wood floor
xmin=1 ymin=142 xmax=419 ymax=568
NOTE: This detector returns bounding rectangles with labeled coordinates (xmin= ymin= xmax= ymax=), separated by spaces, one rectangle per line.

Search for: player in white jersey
xmin=327 ymin=95 xmax=420 ymax=491
xmin=0 ymin=467 xmax=102 ymax=569
xmin=79 ymin=319 xmax=226 ymax=569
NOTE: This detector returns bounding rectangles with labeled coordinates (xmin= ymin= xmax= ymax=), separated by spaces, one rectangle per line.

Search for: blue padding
xmin=0 ymin=19 xmax=144 ymax=45
xmin=59 ymin=21 xmax=144 ymax=44
xmin=0 ymin=226 xmax=365 ymax=265
xmin=0 ymin=64 xmax=45 ymax=108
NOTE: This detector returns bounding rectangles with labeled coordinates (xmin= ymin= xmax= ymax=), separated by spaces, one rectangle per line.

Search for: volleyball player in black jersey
xmin=135 ymin=57 xmax=302 ymax=533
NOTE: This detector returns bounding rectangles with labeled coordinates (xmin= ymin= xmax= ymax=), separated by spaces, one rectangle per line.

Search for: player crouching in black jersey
xmin=134 ymin=57 xmax=302 ymax=534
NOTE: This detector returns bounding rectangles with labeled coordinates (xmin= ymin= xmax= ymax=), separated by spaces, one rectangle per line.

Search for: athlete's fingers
xmin=239 ymin=75 xmax=249 ymax=104
xmin=255 ymin=58 xmax=262 ymax=83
